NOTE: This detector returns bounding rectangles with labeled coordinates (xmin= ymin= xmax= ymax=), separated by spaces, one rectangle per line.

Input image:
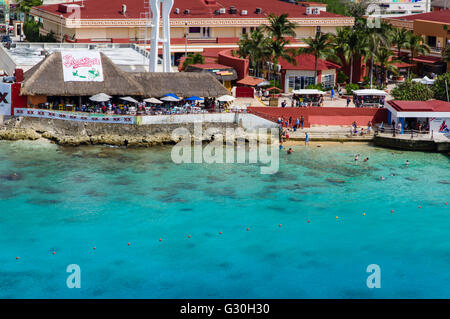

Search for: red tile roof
xmin=33 ymin=0 xmax=348 ymax=20
xmin=388 ymin=100 xmax=450 ymax=112
xmin=279 ymin=54 xmax=341 ymax=71
xmin=237 ymin=76 xmax=266 ymax=86
xmin=391 ymin=9 xmax=450 ymax=24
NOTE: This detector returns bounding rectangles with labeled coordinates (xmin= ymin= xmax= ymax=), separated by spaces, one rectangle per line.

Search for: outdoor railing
xmin=374 ymin=127 xmax=431 ymax=139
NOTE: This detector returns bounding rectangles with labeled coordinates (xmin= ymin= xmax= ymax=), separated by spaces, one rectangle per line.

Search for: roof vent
xmin=219 ymin=7 xmax=226 ymax=14
xmin=241 ymin=10 xmax=248 ymax=15
xmin=184 ymin=9 xmax=190 ymax=14
xmin=229 ymin=6 xmax=237 ymax=14
xmin=174 ymin=8 xmax=180 ymax=14
xmin=255 ymin=7 xmax=262 ymax=14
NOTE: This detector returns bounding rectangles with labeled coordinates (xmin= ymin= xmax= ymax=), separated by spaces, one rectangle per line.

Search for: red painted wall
xmin=218 ymin=49 xmax=249 ymax=81
xmin=236 ymin=87 xmax=254 ymax=98
xmin=247 ymin=107 xmax=388 ymax=128
xmin=11 ymin=83 xmax=27 ymax=115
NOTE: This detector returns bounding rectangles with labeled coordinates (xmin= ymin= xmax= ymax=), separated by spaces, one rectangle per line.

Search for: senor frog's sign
xmin=61 ymin=51 xmax=104 ymax=82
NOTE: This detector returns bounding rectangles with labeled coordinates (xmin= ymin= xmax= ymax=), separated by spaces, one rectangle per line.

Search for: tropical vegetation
xmin=391 ymin=80 xmax=434 ymax=101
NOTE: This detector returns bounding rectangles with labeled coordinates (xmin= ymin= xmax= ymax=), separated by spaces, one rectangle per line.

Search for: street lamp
xmin=60 ymin=14 xmax=63 ymax=43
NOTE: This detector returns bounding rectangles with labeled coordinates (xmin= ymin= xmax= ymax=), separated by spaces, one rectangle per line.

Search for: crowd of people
xmin=30 ymin=97 xmax=222 ymax=116
xmin=352 ymin=95 xmax=385 ymax=108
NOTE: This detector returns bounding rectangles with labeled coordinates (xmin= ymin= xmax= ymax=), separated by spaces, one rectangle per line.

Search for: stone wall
xmin=373 ymin=135 xmax=438 ymax=152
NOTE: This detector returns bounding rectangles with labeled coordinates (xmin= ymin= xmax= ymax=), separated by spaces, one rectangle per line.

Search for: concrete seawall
xmin=374 ymin=135 xmax=450 ymax=152
xmin=0 ymin=114 xmax=278 ymax=147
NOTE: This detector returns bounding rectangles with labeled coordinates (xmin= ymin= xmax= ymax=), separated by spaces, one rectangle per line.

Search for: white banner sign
xmin=430 ymin=118 xmax=450 ymax=135
xmin=14 ymin=108 xmax=135 ymax=125
xmin=61 ymin=51 xmax=104 ymax=82
xmin=0 ymin=82 xmax=11 ymax=116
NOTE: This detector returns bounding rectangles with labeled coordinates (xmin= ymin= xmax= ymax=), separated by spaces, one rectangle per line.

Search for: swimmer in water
xmin=354 ymin=154 xmax=359 ymax=161
xmin=363 ymin=157 xmax=369 ymax=162
xmin=287 ymin=148 xmax=293 ymax=154
xmin=405 ymin=160 xmax=409 ymax=166
xmin=381 ymin=176 xmax=385 ymax=180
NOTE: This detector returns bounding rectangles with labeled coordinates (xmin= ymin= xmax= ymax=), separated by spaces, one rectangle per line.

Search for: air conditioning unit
xmin=306 ymin=7 xmax=311 ymax=15
xmin=229 ymin=6 xmax=237 ymax=14
xmin=184 ymin=9 xmax=190 ymax=14
xmin=174 ymin=8 xmax=180 ymax=14
xmin=214 ymin=9 xmax=220 ymax=15
xmin=255 ymin=8 xmax=262 ymax=14
xmin=219 ymin=7 xmax=226 ymax=14
xmin=241 ymin=10 xmax=248 ymax=15
xmin=121 ymin=4 xmax=127 ymax=14
xmin=312 ymin=8 xmax=319 ymax=14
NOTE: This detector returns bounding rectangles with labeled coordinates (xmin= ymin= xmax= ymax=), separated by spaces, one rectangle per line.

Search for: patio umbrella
xmin=144 ymin=97 xmax=163 ymax=104
xmin=160 ymin=96 xmax=180 ymax=102
xmin=162 ymin=93 xmax=180 ymax=100
xmin=185 ymin=96 xmax=204 ymax=101
xmin=89 ymin=93 xmax=111 ymax=102
xmin=217 ymin=95 xmax=235 ymax=102
xmin=256 ymin=80 xmax=270 ymax=87
xmin=120 ymin=96 xmax=139 ymax=103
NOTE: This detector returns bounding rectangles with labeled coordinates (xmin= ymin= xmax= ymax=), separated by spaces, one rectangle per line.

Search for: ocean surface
xmin=0 ymin=140 xmax=449 ymax=299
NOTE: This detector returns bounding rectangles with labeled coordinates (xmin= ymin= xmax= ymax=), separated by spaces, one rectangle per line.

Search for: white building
xmin=367 ymin=0 xmax=431 ymax=18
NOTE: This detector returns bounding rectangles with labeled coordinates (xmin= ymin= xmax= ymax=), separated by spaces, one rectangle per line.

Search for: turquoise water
xmin=0 ymin=140 xmax=449 ymax=299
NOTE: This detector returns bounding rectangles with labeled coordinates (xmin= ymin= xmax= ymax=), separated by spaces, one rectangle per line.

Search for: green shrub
xmin=306 ymin=83 xmax=324 ymax=90
xmin=345 ymin=83 xmax=359 ymax=95
xmin=391 ymin=80 xmax=434 ymax=101
xmin=432 ymin=72 xmax=450 ymax=101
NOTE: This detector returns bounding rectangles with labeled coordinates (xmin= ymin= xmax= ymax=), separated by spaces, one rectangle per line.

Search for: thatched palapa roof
xmin=22 ymin=52 xmax=143 ymax=96
xmin=21 ymin=52 xmax=229 ymax=98
xmin=131 ymin=72 xmax=229 ymax=98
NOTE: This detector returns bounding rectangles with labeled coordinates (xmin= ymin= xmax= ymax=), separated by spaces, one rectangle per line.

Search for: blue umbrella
xmin=186 ymin=96 xmax=204 ymax=101
xmin=163 ymin=93 xmax=180 ymax=100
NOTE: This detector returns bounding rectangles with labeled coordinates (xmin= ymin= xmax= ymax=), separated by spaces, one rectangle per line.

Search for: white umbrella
xmin=217 ymin=95 xmax=235 ymax=102
xmin=89 ymin=93 xmax=111 ymax=102
xmin=144 ymin=97 xmax=163 ymax=104
xmin=120 ymin=96 xmax=139 ymax=103
xmin=160 ymin=96 xmax=180 ymax=102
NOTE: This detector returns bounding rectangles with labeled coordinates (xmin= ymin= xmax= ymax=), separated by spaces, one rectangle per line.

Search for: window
xmin=242 ymin=27 xmax=247 ymax=35
xmin=427 ymin=36 xmax=436 ymax=48
xmin=316 ymin=26 xmax=321 ymax=35
xmin=288 ymin=76 xmax=316 ymax=90
xmin=189 ymin=27 xmax=201 ymax=33
xmin=321 ymin=74 xmax=334 ymax=89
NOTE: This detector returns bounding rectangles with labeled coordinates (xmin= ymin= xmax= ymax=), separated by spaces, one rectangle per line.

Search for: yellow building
xmin=30 ymin=0 xmax=354 ymax=64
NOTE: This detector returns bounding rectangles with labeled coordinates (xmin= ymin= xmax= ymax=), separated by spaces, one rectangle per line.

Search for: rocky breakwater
xmin=0 ymin=117 xmax=277 ymax=147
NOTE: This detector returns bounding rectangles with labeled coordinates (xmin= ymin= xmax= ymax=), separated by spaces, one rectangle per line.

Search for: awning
xmin=292 ymin=89 xmax=325 ymax=95
xmin=413 ymin=56 xmax=442 ymax=64
xmin=353 ymin=89 xmax=387 ymax=96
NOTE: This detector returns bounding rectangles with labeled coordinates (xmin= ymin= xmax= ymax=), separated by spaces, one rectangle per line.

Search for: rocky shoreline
xmin=0 ymin=117 xmax=277 ymax=147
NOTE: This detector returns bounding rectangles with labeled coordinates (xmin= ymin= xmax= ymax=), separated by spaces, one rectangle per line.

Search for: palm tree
xmin=182 ymin=53 xmax=204 ymax=70
xmin=374 ymin=47 xmax=399 ymax=87
xmin=391 ymin=28 xmax=410 ymax=59
xmin=299 ymin=32 xmax=334 ymax=85
xmin=407 ymin=33 xmax=430 ymax=61
xmin=263 ymin=13 xmax=297 ymax=41
xmin=17 ymin=0 xmax=43 ymax=16
xmin=238 ymin=27 xmax=271 ymax=77
xmin=443 ymin=45 xmax=450 ymax=63
xmin=262 ymin=13 xmax=297 ymax=83
xmin=407 ymin=33 xmax=430 ymax=77
xmin=331 ymin=27 xmax=364 ymax=84
xmin=361 ymin=22 xmax=391 ymax=88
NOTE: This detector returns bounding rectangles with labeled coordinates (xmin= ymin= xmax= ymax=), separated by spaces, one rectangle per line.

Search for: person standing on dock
xmin=305 ymin=132 xmax=309 ymax=146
